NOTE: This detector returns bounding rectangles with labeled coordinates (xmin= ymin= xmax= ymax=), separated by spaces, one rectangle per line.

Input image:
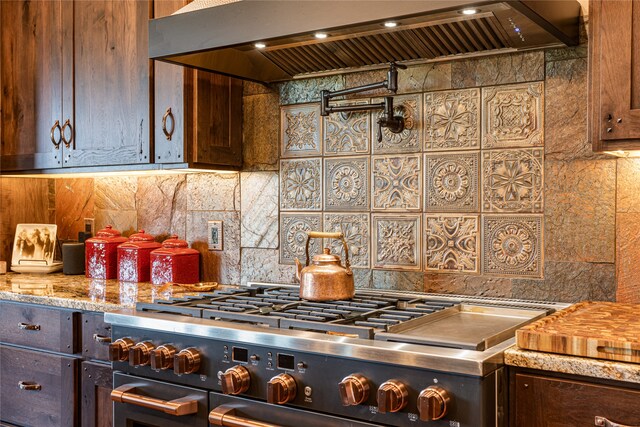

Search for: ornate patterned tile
xmin=425 ymin=152 xmax=479 ymax=212
xmin=425 ymin=214 xmax=479 ymax=273
xmin=279 ymin=213 xmax=322 ymax=265
xmin=482 ymin=82 xmax=544 ymax=149
xmin=424 ymin=88 xmax=480 ymax=151
xmin=482 ymin=215 xmax=543 ymax=278
xmin=372 ymin=214 xmax=422 ymax=270
xmin=372 ymin=155 xmax=422 ymax=211
xmin=323 ymin=100 xmax=370 ymax=155
xmin=324 ymin=156 xmax=369 ymax=211
xmin=372 ymin=94 xmax=422 ymax=154
xmin=323 ymin=213 xmax=370 ymax=268
xmin=482 ymin=148 xmax=544 ymax=213
xmin=280 ymin=158 xmax=322 ymax=211
xmin=281 ymin=104 xmax=322 ymax=157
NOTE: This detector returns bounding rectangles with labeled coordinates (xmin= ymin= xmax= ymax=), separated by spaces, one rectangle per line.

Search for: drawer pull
xmin=209 ymin=404 xmax=280 ymax=427
xmin=18 ymin=381 xmax=42 ymax=391
xmin=93 ymin=333 xmax=112 ymax=344
xmin=596 ymin=416 xmax=640 ymax=427
xmin=18 ymin=322 xmax=40 ymax=331
xmin=111 ymin=384 xmax=198 ymax=416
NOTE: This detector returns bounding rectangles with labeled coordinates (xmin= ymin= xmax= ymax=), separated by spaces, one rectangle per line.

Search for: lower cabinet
xmin=511 ymin=369 xmax=640 ymax=426
xmin=82 ymin=361 xmax=113 ymax=427
xmin=0 ymin=345 xmax=78 ymax=427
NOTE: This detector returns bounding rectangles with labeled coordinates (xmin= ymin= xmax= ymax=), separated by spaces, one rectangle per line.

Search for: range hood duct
xmin=149 ymin=0 xmax=581 ymax=83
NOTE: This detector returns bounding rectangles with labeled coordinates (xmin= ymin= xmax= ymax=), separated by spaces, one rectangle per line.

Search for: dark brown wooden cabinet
xmin=153 ymin=0 xmax=243 ymax=170
xmin=81 ymin=361 xmax=113 ymax=427
xmin=590 ymin=0 xmax=640 ymax=152
xmin=0 ymin=0 xmax=70 ymax=171
xmin=511 ymin=369 xmax=640 ymax=426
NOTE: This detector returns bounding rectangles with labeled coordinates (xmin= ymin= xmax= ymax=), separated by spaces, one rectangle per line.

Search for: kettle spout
xmin=294 ymin=258 xmax=303 ymax=282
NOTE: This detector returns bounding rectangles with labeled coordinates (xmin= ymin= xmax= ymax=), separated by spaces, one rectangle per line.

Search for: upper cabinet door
xmin=591 ymin=0 xmax=640 ymax=151
xmin=153 ymin=0 xmax=189 ymax=164
xmin=1 ymin=0 xmax=65 ymax=171
xmin=66 ymin=0 xmax=151 ymax=167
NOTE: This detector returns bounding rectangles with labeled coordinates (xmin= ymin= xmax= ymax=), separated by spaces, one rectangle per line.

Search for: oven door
xmin=113 ymin=373 xmax=209 ymax=427
xmin=209 ymin=393 xmax=380 ymax=427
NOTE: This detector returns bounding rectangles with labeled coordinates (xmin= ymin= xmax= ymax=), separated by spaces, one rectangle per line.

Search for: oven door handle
xmin=111 ymin=384 xmax=199 ymax=416
xmin=209 ymin=404 xmax=281 ymax=427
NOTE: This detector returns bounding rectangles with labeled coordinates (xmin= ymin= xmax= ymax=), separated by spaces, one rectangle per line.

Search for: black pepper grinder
xmin=62 ymin=232 xmax=90 ymax=275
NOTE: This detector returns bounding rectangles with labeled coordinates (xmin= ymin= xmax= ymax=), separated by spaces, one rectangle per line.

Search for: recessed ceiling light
xmin=384 ymin=21 xmax=398 ymax=28
xmin=254 ymin=42 xmax=266 ymax=49
xmin=461 ymin=8 xmax=478 ymax=15
xmin=314 ymin=32 xmax=328 ymax=39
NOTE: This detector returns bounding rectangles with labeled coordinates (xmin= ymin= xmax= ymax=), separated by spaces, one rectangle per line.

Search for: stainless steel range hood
xmin=149 ymin=0 xmax=581 ymax=83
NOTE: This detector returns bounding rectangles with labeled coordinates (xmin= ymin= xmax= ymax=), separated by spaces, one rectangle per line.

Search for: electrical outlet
xmin=84 ymin=218 xmax=95 ymax=237
xmin=207 ymin=220 xmax=223 ymax=251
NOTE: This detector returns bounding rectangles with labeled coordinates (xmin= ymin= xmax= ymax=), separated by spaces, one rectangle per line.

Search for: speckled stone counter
xmin=0 ymin=272 xmax=229 ymax=312
xmin=505 ymin=347 xmax=640 ymax=384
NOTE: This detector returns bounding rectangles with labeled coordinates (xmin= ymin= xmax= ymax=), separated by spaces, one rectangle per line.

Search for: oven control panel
xmin=111 ymin=326 xmax=504 ymax=426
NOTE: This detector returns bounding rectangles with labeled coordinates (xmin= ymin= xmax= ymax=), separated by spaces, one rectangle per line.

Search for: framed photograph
xmin=207 ymin=220 xmax=223 ymax=251
xmin=12 ymin=224 xmax=58 ymax=266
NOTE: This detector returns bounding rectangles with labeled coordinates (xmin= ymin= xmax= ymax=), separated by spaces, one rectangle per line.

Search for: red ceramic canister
xmin=150 ymin=235 xmax=200 ymax=285
xmin=85 ymin=225 xmax=128 ymax=279
xmin=117 ymin=230 xmax=161 ymax=282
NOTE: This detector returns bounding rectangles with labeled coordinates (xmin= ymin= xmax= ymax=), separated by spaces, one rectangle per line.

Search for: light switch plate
xmin=207 ymin=220 xmax=223 ymax=251
xmin=84 ymin=218 xmax=95 ymax=237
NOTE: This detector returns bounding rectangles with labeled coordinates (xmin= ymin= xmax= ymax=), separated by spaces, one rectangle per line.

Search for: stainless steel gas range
xmin=104 ymin=283 xmax=568 ymax=427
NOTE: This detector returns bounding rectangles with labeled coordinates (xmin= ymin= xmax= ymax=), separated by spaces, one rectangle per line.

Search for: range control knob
xmin=150 ymin=344 xmax=176 ymax=371
xmin=221 ymin=365 xmax=251 ymax=395
xmin=377 ymin=380 xmax=409 ymax=413
xmin=418 ymin=386 xmax=451 ymax=421
xmin=174 ymin=348 xmax=201 ymax=375
xmin=129 ymin=341 xmax=156 ymax=367
xmin=108 ymin=337 xmax=134 ymax=362
xmin=338 ymin=374 xmax=370 ymax=406
xmin=267 ymin=373 xmax=297 ymax=405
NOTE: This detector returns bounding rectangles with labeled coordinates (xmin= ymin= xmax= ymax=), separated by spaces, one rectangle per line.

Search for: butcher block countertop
xmin=0 ymin=272 xmax=228 ymax=312
xmin=505 ymin=347 xmax=640 ymax=384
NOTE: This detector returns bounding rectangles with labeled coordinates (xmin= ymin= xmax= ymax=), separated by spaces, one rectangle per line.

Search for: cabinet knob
xmin=377 ymin=379 xmax=409 ymax=413
xmin=267 ymin=373 xmax=297 ymax=405
xmin=151 ymin=344 xmax=176 ymax=371
xmin=220 ymin=365 xmax=251 ymax=395
xmin=174 ymin=347 xmax=201 ymax=375
xmin=109 ymin=337 xmax=134 ymax=362
xmin=338 ymin=374 xmax=370 ymax=406
xmin=418 ymin=386 xmax=451 ymax=421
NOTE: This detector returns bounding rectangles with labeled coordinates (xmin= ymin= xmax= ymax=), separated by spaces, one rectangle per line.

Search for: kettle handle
xmin=304 ymin=231 xmax=351 ymax=271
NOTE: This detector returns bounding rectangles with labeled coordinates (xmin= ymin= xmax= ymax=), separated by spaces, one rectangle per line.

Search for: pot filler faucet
xmin=320 ymin=62 xmax=407 ymax=142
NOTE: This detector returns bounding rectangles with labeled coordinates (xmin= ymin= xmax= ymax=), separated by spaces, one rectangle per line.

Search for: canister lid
xmin=128 ymin=230 xmax=155 ymax=242
xmin=96 ymin=225 xmax=121 ymax=238
xmin=161 ymin=235 xmax=189 ymax=249
xmin=88 ymin=225 xmax=127 ymax=244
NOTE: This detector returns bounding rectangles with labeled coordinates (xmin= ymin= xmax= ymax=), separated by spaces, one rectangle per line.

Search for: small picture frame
xmin=207 ymin=220 xmax=223 ymax=251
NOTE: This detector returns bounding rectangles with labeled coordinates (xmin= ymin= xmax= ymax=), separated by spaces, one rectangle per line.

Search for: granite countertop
xmin=505 ymin=347 xmax=640 ymax=384
xmin=0 ymin=272 xmax=230 ymax=312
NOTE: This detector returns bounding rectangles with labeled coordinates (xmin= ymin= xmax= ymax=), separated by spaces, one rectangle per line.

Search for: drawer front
xmin=0 ymin=345 xmax=78 ymax=427
xmin=0 ymin=301 xmax=79 ymax=353
xmin=514 ymin=372 xmax=640 ymax=426
xmin=82 ymin=312 xmax=111 ymax=361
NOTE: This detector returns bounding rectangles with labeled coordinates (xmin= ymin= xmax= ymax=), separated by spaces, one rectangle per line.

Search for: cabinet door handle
xmin=596 ymin=416 xmax=640 ymax=427
xmin=162 ymin=107 xmax=175 ymax=141
xmin=18 ymin=381 xmax=42 ymax=391
xmin=111 ymin=384 xmax=198 ymax=416
xmin=50 ymin=120 xmax=62 ymax=149
xmin=93 ymin=333 xmax=112 ymax=344
xmin=209 ymin=404 xmax=280 ymax=427
xmin=61 ymin=119 xmax=73 ymax=148
xmin=18 ymin=322 xmax=40 ymax=331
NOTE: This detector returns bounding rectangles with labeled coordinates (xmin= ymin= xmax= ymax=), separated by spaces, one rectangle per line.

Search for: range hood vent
xmin=150 ymin=0 xmax=581 ymax=83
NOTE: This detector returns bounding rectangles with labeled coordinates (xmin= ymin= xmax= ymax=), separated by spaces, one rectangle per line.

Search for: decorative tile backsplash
xmin=279 ymin=213 xmax=322 ymax=265
xmin=280 ymin=82 xmax=546 ymax=278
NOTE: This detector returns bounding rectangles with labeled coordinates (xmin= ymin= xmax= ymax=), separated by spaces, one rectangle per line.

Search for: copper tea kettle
xmin=295 ymin=231 xmax=354 ymax=301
